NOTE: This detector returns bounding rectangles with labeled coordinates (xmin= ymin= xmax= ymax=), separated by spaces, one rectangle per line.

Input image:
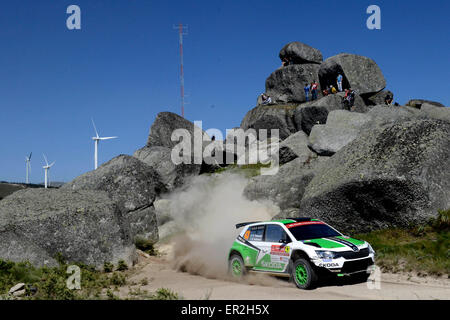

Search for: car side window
xmin=248 ymin=225 xmax=265 ymax=241
xmin=265 ymin=224 xmax=289 ymax=243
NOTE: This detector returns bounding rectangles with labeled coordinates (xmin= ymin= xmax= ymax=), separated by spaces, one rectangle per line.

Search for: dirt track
xmin=118 ymin=247 xmax=450 ymax=300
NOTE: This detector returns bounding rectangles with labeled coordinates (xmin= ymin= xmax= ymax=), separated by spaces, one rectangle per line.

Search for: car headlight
xmin=368 ymin=244 xmax=375 ymax=255
xmin=315 ymin=250 xmax=338 ymax=259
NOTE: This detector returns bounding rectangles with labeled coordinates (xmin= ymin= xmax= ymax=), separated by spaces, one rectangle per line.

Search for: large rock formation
xmin=243 ymin=158 xmax=318 ymax=216
xmin=146 ymin=112 xmax=207 ymax=149
xmin=279 ymin=41 xmax=323 ymax=64
xmin=308 ymin=110 xmax=372 ymax=156
xmin=318 ymin=53 xmax=386 ymax=97
xmin=134 ymin=146 xmax=201 ymax=191
xmin=406 ymin=99 xmax=446 ymax=109
xmin=293 ymin=93 xmax=368 ymax=135
xmin=418 ymin=104 xmax=450 ymax=122
xmin=364 ymin=90 xmax=394 ymax=106
xmin=62 ymin=155 xmax=165 ymax=242
xmin=277 ymin=130 xmax=316 ymax=164
xmin=0 ymin=189 xmax=135 ymax=268
xmin=300 ymin=119 xmax=450 ymax=233
xmin=265 ymin=64 xmax=320 ymax=103
xmin=240 ymin=104 xmax=297 ymax=140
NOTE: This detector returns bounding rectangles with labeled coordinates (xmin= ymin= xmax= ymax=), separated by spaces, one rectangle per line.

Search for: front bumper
xmin=312 ymin=255 xmax=375 ymax=275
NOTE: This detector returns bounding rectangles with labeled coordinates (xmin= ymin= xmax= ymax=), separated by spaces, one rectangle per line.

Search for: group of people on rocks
xmin=261 ymin=70 xmax=396 ymax=109
xmin=303 ymin=80 xmax=320 ymax=101
xmin=304 ymin=74 xmax=344 ymax=102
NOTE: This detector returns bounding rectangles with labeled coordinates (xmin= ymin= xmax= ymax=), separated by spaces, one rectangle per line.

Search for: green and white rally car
xmin=228 ymin=218 xmax=375 ymax=289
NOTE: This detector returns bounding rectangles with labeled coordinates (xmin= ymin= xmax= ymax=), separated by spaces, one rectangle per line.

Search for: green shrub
xmin=0 ymin=258 xmax=131 ymax=300
xmin=103 ymin=262 xmax=114 ymax=273
xmin=116 ymin=260 xmax=128 ymax=272
xmin=151 ymin=288 xmax=180 ymax=300
xmin=134 ymin=238 xmax=158 ymax=256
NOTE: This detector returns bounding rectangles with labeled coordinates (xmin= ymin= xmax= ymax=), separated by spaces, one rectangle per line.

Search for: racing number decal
xmin=244 ymin=230 xmax=250 ymax=240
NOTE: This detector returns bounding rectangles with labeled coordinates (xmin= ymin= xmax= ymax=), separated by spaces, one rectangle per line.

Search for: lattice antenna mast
xmin=173 ymin=24 xmax=188 ymax=118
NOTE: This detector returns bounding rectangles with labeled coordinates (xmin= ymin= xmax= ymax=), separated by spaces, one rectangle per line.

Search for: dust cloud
xmin=158 ymin=172 xmax=283 ymax=284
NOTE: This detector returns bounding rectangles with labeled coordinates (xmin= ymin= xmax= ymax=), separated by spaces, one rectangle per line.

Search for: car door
xmin=261 ymin=224 xmax=292 ymax=272
xmin=245 ymin=224 xmax=268 ymax=269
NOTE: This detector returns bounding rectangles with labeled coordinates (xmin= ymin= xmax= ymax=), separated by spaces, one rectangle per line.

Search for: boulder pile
xmin=244 ymin=41 xmax=449 ymax=232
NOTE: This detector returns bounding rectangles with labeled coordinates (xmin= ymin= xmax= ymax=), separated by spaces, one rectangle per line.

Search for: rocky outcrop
xmin=318 ymin=53 xmax=386 ymax=97
xmin=265 ymin=64 xmax=320 ymax=103
xmin=308 ymin=110 xmax=372 ymax=156
xmin=279 ymin=42 xmax=323 ymax=64
xmin=300 ymin=120 xmax=450 ymax=233
xmin=364 ymin=90 xmax=394 ymax=106
xmin=243 ymin=158 xmax=318 ymax=215
xmin=0 ymin=189 xmax=135 ymax=268
xmin=294 ymin=105 xmax=329 ymax=135
xmin=62 ymin=155 xmax=165 ymax=242
xmin=406 ymin=99 xmax=446 ymax=109
xmin=278 ymin=130 xmax=316 ymax=164
xmin=418 ymin=104 xmax=450 ymax=122
xmin=240 ymin=104 xmax=297 ymax=140
xmin=293 ymin=93 xmax=368 ymax=135
xmin=134 ymin=146 xmax=201 ymax=191
xmin=146 ymin=112 xmax=207 ymax=149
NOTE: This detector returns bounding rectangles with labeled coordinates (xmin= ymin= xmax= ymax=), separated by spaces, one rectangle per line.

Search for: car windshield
xmin=288 ymin=223 xmax=341 ymax=241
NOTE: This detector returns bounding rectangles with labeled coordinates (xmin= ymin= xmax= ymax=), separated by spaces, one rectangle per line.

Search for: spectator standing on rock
xmin=348 ymin=89 xmax=356 ymax=110
xmin=337 ymin=74 xmax=343 ymax=92
xmin=343 ymin=89 xmax=355 ymax=110
xmin=281 ymin=57 xmax=290 ymax=67
xmin=304 ymin=83 xmax=311 ymax=101
xmin=311 ymin=81 xmax=319 ymax=100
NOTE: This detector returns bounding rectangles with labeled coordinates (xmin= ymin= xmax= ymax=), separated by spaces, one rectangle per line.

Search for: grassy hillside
xmin=355 ymin=209 xmax=449 ymax=276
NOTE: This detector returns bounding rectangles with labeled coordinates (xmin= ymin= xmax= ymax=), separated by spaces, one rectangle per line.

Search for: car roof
xmin=236 ymin=218 xmax=322 ymax=229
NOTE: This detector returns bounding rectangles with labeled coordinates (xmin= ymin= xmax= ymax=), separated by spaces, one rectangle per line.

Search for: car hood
xmin=300 ymin=236 xmax=366 ymax=250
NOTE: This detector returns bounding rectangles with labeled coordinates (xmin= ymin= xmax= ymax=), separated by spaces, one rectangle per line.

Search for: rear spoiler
xmin=235 ymin=221 xmax=261 ymax=229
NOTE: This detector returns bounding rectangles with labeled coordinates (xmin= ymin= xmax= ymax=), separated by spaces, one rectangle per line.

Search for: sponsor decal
xmin=261 ymin=261 xmax=283 ymax=269
xmin=318 ymin=262 xmax=339 ymax=268
xmin=270 ymin=245 xmax=289 ymax=256
xmin=286 ymin=221 xmax=325 ymax=228
xmin=271 ymin=255 xmax=289 ymax=263
xmin=237 ymin=236 xmax=261 ymax=252
xmin=328 ymin=237 xmax=360 ymax=252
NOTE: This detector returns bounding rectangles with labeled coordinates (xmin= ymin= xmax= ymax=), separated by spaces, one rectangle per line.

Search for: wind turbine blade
xmin=91 ymin=118 xmax=99 ymax=138
xmin=43 ymin=154 xmax=49 ymax=166
xmin=49 ymin=162 xmax=55 ymax=167
xmin=99 ymin=136 xmax=118 ymax=140
xmin=29 ymin=152 xmax=32 ymax=160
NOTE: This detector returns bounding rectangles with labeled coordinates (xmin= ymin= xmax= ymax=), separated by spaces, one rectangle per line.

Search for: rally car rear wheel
xmin=229 ymin=254 xmax=246 ymax=278
xmin=292 ymin=258 xmax=317 ymax=289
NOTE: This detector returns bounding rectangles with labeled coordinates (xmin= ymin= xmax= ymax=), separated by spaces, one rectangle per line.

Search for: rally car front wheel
xmin=291 ymin=258 xmax=318 ymax=290
xmin=228 ymin=254 xmax=246 ymax=279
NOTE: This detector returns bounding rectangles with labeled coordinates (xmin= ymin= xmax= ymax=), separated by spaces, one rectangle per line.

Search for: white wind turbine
xmin=91 ymin=119 xmax=118 ymax=170
xmin=42 ymin=154 xmax=55 ymax=189
xmin=25 ymin=152 xmax=32 ymax=184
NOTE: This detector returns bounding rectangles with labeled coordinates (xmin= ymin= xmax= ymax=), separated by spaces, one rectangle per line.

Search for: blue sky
xmin=1 ymin=0 xmax=449 ymax=183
